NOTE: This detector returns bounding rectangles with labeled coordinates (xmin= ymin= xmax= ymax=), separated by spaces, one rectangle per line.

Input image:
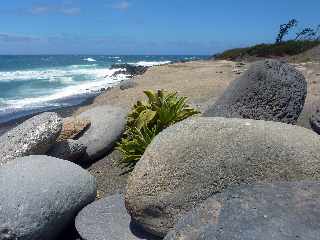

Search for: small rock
xmin=57 ymin=117 xmax=91 ymax=141
xmin=77 ymin=106 xmax=127 ymax=161
xmin=75 ymin=194 xmax=159 ymax=240
xmin=125 ymin=117 xmax=320 ymax=237
xmin=0 ymin=155 xmax=96 ymax=240
xmin=119 ymin=80 xmax=137 ymax=90
xmin=47 ymin=139 xmax=87 ymax=162
xmin=165 ymin=181 xmax=320 ymax=240
xmin=204 ymin=59 xmax=307 ymax=124
xmin=0 ymin=112 xmax=62 ymax=166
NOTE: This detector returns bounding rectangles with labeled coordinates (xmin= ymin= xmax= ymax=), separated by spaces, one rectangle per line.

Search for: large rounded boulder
xmin=0 ymin=155 xmax=96 ymax=240
xmin=203 ymin=59 xmax=307 ymax=124
xmin=125 ymin=117 xmax=320 ymax=237
xmin=77 ymin=106 xmax=127 ymax=161
xmin=165 ymin=181 xmax=320 ymax=240
xmin=0 ymin=112 xmax=62 ymax=166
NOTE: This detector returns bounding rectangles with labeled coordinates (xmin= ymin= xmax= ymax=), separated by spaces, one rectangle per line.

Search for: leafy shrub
xmin=117 ymin=90 xmax=200 ymax=171
xmin=215 ymin=40 xmax=320 ymax=60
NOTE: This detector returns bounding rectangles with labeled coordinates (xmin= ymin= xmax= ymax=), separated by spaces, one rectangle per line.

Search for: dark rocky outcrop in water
xmin=110 ymin=64 xmax=149 ymax=77
xmin=203 ymin=59 xmax=307 ymax=124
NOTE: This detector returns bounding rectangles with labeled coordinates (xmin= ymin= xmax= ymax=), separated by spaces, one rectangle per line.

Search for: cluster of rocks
xmin=74 ymin=59 xmax=320 ymax=240
xmin=2 ymin=59 xmax=320 ymax=240
xmin=0 ymin=105 xmax=128 ymax=239
xmin=110 ymin=63 xmax=149 ymax=77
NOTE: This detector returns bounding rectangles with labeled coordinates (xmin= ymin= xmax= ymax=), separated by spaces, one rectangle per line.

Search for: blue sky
xmin=0 ymin=0 xmax=319 ymax=55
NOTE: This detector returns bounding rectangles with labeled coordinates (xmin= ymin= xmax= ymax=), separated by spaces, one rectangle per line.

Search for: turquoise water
xmin=0 ymin=55 xmax=208 ymax=123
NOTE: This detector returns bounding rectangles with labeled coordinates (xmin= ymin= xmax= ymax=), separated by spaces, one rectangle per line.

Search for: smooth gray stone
xmin=0 ymin=155 xmax=97 ymax=240
xmin=125 ymin=117 xmax=320 ymax=237
xmin=47 ymin=139 xmax=87 ymax=162
xmin=75 ymin=194 xmax=159 ymax=240
xmin=77 ymin=106 xmax=127 ymax=161
xmin=165 ymin=181 xmax=320 ymax=240
xmin=203 ymin=59 xmax=307 ymax=124
xmin=0 ymin=112 xmax=62 ymax=166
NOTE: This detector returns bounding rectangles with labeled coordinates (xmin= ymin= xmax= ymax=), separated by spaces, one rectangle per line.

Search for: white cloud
xmin=112 ymin=1 xmax=130 ymax=10
xmin=29 ymin=4 xmax=80 ymax=16
xmin=0 ymin=33 xmax=40 ymax=43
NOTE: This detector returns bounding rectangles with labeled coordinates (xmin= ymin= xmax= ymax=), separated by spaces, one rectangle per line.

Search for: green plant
xmin=116 ymin=90 xmax=200 ymax=171
xmin=215 ymin=40 xmax=320 ymax=60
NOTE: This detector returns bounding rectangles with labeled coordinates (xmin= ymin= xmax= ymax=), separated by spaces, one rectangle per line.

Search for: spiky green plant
xmin=117 ymin=90 xmax=200 ymax=171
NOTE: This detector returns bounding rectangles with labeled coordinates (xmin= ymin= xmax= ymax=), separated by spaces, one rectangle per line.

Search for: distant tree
xmin=316 ymin=25 xmax=320 ymax=40
xmin=295 ymin=28 xmax=316 ymax=41
xmin=276 ymin=19 xmax=298 ymax=43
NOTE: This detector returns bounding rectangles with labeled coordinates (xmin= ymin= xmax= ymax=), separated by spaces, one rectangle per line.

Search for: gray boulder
xmin=75 ymin=194 xmax=159 ymax=240
xmin=165 ymin=181 xmax=320 ymax=240
xmin=203 ymin=59 xmax=307 ymax=124
xmin=0 ymin=112 xmax=62 ymax=166
xmin=125 ymin=117 xmax=320 ymax=237
xmin=47 ymin=139 xmax=87 ymax=162
xmin=0 ymin=155 xmax=96 ymax=240
xmin=77 ymin=106 xmax=127 ymax=161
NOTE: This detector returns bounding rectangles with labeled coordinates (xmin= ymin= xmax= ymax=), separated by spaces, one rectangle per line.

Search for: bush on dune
xmin=215 ymin=19 xmax=320 ymax=61
xmin=117 ymin=90 xmax=200 ymax=171
xmin=215 ymin=40 xmax=320 ymax=60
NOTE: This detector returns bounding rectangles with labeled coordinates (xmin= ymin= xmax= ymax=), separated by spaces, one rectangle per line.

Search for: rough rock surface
xmin=119 ymin=80 xmax=137 ymax=90
xmin=76 ymin=194 xmax=159 ymax=240
xmin=203 ymin=59 xmax=307 ymax=124
xmin=310 ymin=107 xmax=320 ymax=134
xmin=0 ymin=112 xmax=62 ymax=165
xmin=77 ymin=106 xmax=127 ymax=161
xmin=47 ymin=139 xmax=87 ymax=162
xmin=165 ymin=181 xmax=320 ymax=240
xmin=110 ymin=63 xmax=149 ymax=76
xmin=57 ymin=117 xmax=91 ymax=141
xmin=0 ymin=155 xmax=96 ymax=240
xmin=125 ymin=117 xmax=320 ymax=237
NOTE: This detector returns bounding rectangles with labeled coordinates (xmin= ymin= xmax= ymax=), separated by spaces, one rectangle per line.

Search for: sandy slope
xmin=75 ymin=60 xmax=249 ymax=114
xmin=75 ymin=59 xmax=320 ymax=130
xmin=73 ymin=58 xmax=320 ymax=200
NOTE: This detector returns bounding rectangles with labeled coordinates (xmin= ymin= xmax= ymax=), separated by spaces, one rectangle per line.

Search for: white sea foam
xmin=129 ymin=61 xmax=171 ymax=67
xmin=0 ymin=66 xmax=129 ymax=113
xmin=83 ymin=58 xmax=96 ymax=62
xmin=0 ymin=67 xmax=121 ymax=82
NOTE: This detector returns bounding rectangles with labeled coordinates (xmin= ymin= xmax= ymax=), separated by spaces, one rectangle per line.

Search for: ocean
xmin=0 ymin=55 xmax=207 ymax=123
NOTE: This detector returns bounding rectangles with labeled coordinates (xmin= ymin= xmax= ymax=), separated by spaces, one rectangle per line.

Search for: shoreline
xmin=0 ymin=95 xmax=96 ymax=136
xmin=1 ymin=58 xmax=319 ymax=136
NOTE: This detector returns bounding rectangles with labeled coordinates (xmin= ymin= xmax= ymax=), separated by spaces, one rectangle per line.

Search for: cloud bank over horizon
xmin=0 ymin=0 xmax=319 ymax=54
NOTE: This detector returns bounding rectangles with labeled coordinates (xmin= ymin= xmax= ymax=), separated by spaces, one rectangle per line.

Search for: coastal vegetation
xmin=116 ymin=89 xmax=200 ymax=171
xmin=215 ymin=19 xmax=320 ymax=60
